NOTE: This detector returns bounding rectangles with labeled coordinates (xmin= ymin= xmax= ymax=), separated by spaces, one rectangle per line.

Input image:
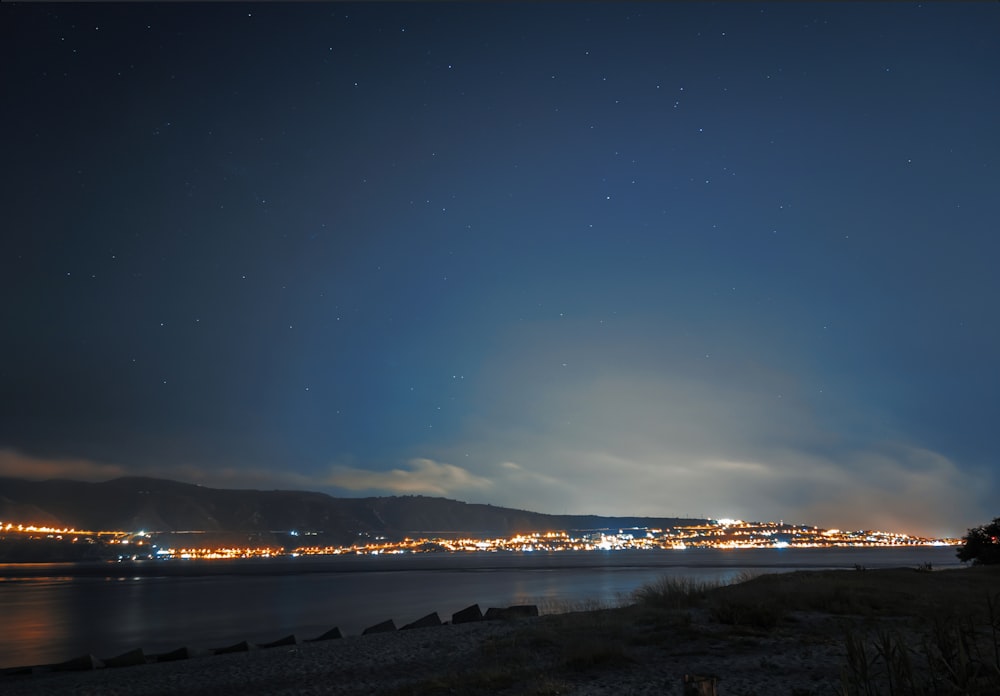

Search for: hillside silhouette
xmin=0 ymin=476 xmax=706 ymax=544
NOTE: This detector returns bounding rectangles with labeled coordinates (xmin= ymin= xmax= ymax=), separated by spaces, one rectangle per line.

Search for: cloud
xmin=162 ymin=463 xmax=317 ymax=491
xmin=0 ymin=448 xmax=317 ymax=493
xmin=410 ymin=317 xmax=989 ymax=537
xmin=326 ymin=458 xmax=494 ymax=496
xmin=0 ymin=448 xmax=128 ymax=481
xmin=432 ymin=424 xmax=980 ymax=538
xmin=498 ymin=460 xmax=561 ymax=486
xmin=3 ymin=309 xmax=987 ymax=539
xmin=787 ymin=445 xmax=980 ymax=539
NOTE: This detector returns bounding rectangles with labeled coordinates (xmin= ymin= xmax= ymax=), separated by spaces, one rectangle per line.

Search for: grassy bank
xmin=390 ymin=564 xmax=1000 ymax=695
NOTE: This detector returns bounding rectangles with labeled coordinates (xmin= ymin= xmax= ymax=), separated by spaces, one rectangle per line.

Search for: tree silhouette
xmin=956 ymin=517 xmax=1000 ymax=565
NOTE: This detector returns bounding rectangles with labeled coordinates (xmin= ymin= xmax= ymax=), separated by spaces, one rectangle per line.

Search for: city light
xmin=0 ymin=518 xmax=960 ymax=561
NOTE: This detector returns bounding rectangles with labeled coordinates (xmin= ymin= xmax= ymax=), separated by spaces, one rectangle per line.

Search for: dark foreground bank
xmin=1 ymin=546 xmax=959 ymax=670
xmin=3 ymin=564 xmax=998 ymax=696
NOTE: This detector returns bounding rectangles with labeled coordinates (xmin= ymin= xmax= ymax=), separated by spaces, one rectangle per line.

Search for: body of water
xmin=0 ymin=546 xmax=959 ymax=669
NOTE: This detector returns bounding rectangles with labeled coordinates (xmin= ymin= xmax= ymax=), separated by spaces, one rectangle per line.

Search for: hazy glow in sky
xmin=2 ymin=3 xmax=998 ymax=537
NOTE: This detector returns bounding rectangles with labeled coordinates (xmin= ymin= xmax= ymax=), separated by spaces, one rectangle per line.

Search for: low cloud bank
xmin=326 ymin=458 xmax=494 ymax=496
xmin=404 ymin=319 xmax=990 ymax=538
xmin=0 ymin=448 xmax=127 ymax=481
xmin=0 ymin=448 xmax=314 ymax=492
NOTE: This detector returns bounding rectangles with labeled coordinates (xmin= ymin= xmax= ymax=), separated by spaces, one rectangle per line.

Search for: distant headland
xmin=0 ymin=475 xmax=957 ymax=563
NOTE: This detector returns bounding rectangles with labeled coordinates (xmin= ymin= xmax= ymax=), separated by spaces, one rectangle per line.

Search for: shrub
xmin=957 ymin=518 xmax=1000 ymax=566
xmin=631 ymin=575 xmax=720 ymax=609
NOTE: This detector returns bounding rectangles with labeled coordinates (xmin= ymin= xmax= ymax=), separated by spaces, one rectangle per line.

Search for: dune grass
xmin=708 ymin=565 xmax=998 ymax=619
xmin=390 ymin=565 xmax=1000 ymax=695
xmin=629 ymin=575 xmax=722 ymax=610
xmin=560 ymin=564 xmax=1000 ymax=693
xmin=696 ymin=565 xmax=1000 ymax=694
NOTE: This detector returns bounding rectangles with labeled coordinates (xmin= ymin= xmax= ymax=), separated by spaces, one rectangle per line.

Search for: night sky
xmin=3 ymin=3 xmax=998 ymax=538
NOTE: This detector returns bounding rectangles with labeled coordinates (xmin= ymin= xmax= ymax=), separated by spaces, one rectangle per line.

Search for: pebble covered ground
xmin=0 ymin=608 xmax=851 ymax=696
xmin=1 ymin=622 xmax=519 ymax=696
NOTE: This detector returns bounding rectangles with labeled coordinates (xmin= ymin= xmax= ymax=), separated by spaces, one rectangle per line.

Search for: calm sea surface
xmin=0 ymin=546 xmax=959 ymax=669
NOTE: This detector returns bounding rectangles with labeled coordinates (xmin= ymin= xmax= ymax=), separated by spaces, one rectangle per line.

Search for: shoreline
xmin=3 ymin=564 xmax=998 ymax=695
xmin=0 ymin=544 xmax=961 ymax=579
xmin=0 ymin=605 xmax=850 ymax=696
xmin=1 ymin=620 xmax=525 ymax=696
xmin=0 ymin=548 xmax=962 ymax=670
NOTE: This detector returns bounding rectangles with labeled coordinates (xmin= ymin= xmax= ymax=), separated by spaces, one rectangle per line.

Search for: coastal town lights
xmin=1 ymin=518 xmax=960 ymax=560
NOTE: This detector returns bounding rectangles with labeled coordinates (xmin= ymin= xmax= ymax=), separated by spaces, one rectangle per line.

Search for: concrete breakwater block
xmin=212 ymin=640 xmax=252 ymax=655
xmin=153 ymin=647 xmax=190 ymax=663
xmin=401 ymin=612 xmax=442 ymax=630
xmin=305 ymin=627 xmax=343 ymax=642
xmin=51 ymin=654 xmax=103 ymax=671
xmin=451 ymin=604 xmax=483 ymax=624
xmin=101 ymin=647 xmax=147 ymax=668
xmin=259 ymin=634 xmax=298 ymax=648
xmin=362 ymin=619 xmax=397 ymax=635
xmin=484 ymin=605 xmax=539 ymax=621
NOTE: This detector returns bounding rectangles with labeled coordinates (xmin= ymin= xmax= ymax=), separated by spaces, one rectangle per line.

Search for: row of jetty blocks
xmin=1 ymin=603 xmax=539 ymax=677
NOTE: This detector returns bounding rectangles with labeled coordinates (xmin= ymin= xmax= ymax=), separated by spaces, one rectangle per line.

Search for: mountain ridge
xmin=0 ymin=475 xmax=708 ymax=543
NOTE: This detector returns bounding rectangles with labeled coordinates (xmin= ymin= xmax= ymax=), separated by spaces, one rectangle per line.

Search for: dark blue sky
xmin=3 ymin=2 xmax=998 ymax=536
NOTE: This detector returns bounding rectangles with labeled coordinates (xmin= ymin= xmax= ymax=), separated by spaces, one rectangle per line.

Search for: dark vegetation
xmin=956 ymin=517 xmax=1000 ymax=566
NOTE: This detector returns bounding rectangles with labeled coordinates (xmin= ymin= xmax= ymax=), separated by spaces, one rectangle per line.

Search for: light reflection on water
xmin=0 ymin=546 xmax=959 ymax=669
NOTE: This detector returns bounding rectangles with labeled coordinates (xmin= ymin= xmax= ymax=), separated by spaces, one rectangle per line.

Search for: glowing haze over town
xmin=2 ymin=2 xmax=998 ymax=540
